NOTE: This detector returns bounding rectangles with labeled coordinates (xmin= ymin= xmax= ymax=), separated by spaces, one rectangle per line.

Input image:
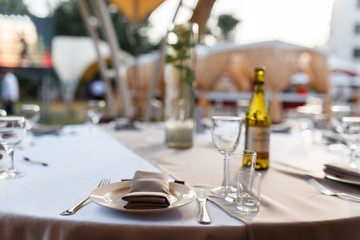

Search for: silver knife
xmin=197 ymin=189 xmax=211 ymax=224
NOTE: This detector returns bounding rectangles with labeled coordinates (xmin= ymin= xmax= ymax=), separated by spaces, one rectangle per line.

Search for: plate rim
xmin=325 ymin=173 xmax=360 ymax=186
xmin=90 ymin=181 xmax=196 ymax=214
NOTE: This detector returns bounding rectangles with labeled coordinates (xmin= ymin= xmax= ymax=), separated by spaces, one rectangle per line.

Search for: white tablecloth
xmin=0 ymin=125 xmax=245 ymax=240
xmin=2 ymin=124 xmax=360 ymax=240
xmin=103 ymin=123 xmax=360 ymax=240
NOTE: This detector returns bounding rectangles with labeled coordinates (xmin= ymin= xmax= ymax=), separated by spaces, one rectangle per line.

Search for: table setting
xmin=0 ymin=110 xmax=359 ymax=239
xmin=1 ymin=97 xmax=360 ymax=240
xmin=0 ymin=122 xmax=246 ymax=240
xmin=102 ymin=115 xmax=360 ymax=240
xmin=1 ymin=24 xmax=360 ymax=239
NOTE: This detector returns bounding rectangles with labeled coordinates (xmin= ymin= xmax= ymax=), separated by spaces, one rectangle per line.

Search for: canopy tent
xmin=77 ymin=0 xmax=330 ymax=122
xmin=52 ymin=36 xmax=133 ymax=116
xmin=109 ymin=0 xmax=165 ymax=23
xmin=194 ymin=40 xmax=330 ymax=122
xmin=52 ymin=37 xmax=110 ymax=112
xmin=328 ymin=55 xmax=360 ymax=76
xmin=196 ymin=40 xmax=329 ymax=94
xmin=78 ymin=40 xmax=330 ymax=122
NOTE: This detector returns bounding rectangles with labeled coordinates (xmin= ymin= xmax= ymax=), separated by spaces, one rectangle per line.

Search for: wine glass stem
xmin=224 ymin=151 xmax=230 ymax=198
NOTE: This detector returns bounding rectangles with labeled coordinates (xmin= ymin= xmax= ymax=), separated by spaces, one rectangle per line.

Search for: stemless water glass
xmin=228 ymin=149 xmax=257 ymax=199
xmin=341 ymin=117 xmax=360 ymax=169
xmin=211 ymin=115 xmax=242 ymax=202
xmin=0 ymin=116 xmax=26 ymax=179
xmin=87 ymin=100 xmax=105 ymax=126
xmin=236 ymin=170 xmax=262 ymax=213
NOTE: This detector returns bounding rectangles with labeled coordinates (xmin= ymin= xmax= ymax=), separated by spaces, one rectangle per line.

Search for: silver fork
xmin=60 ymin=178 xmax=110 ymax=216
xmin=308 ymin=178 xmax=360 ymax=201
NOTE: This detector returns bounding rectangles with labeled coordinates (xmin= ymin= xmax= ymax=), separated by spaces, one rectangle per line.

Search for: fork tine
xmin=99 ymin=178 xmax=110 ymax=187
xmin=60 ymin=178 xmax=110 ymax=216
xmin=97 ymin=179 xmax=105 ymax=187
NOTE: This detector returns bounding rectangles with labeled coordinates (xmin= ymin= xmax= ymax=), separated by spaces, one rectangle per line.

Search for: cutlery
xmin=60 ymin=178 xmax=110 ymax=216
xmin=196 ymin=189 xmax=211 ymax=224
xmin=308 ymin=178 xmax=360 ymax=201
xmin=23 ymin=157 xmax=48 ymax=167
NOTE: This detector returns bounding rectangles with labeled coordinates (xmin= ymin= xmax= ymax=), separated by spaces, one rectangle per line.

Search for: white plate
xmin=90 ymin=181 xmax=196 ymax=214
xmin=325 ymin=173 xmax=360 ymax=186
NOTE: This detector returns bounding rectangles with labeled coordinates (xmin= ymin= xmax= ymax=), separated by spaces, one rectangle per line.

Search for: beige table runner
xmin=104 ymin=124 xmax=360 ymax=240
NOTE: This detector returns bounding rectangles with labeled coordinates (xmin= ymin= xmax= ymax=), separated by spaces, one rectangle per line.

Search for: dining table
xmin=1 ymin=121 xmax=360 ymax=240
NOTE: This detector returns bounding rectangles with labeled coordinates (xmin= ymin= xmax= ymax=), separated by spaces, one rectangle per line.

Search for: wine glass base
xmin=0 ymin=169 xmax=25 ymax=179
xmin=210 ymin=186 xmax=237 ymax=202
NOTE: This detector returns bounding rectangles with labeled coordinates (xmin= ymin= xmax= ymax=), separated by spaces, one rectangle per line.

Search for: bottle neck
xmin=254 ymin=81 xmax=264 ymax=93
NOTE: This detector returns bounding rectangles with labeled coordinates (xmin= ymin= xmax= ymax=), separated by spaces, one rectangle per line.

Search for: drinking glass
xmin=20 ymin=104 xmax=40 ymax=128
xmin=20 ymin=104 xmax=40 ymax=144
xmin=328 ymin=105 xmax=351 ymax=153
xmin=0 ymin=116 xmax=26 ymax=179
xmin=236 ymin=170 xmax=262 ymax=213
xmin=228 ymin=149 xmax=257 ymax=199
xmin=87 ymin=100 xmax=105 ymax=126
xmin=211 ymin=115 xmax=242 ymax=202
xmin=341 ymin=117 xmax=360 ymax=169
xmin=331 ymin=105 xmax=351 ymax=132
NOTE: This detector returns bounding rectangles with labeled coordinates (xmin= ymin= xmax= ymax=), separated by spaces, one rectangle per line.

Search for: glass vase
xmin=164 ymin=23 xmax=198 ymax=148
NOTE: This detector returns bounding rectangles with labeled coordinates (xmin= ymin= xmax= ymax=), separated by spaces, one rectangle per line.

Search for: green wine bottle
xmin=244 ymin=67 xmax=272 ymax=170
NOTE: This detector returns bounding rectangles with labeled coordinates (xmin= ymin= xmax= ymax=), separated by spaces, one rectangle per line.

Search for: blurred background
xmin=0 ymin=0 xmax=359 ymax=125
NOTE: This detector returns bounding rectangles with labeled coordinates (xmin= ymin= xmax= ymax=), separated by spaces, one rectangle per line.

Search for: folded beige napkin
xmin=122 ymin=171 xmax=171 ymax=209
xmin=324 ymin=162 xmax=360 ymax=182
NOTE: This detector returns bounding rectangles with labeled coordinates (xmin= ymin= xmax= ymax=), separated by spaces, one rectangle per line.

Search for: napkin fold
xmin=324 ymin=162 xmax=360 ymax=182
xmin=122 ymin=171 xmax=171 ymax=209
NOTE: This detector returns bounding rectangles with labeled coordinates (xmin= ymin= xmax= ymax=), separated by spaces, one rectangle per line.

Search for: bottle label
xmin=246 ymin=126 xmax=270 ymax=152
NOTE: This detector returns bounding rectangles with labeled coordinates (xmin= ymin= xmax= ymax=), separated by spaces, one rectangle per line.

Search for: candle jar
xmin=164 ymin=23 xmax=198 ymax=148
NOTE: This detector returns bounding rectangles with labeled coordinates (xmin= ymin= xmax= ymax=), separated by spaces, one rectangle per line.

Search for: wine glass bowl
xmin=87 ymin=100 xmax=105 ymax=125
xmin=20 ymin=104 xmax=40 ymax=129
xmin=20 ymin=104 xmax=40 ymax=145
xmin=211 ymin=115 xmax=243 ymax=202
xmin=0 ymin=116 xmax=26 ymax=179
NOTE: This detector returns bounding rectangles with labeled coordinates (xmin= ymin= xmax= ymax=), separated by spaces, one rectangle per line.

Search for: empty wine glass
xmin=211 ymin=115 xmax=243 ymax=202
xmin=87 ymin=100 xmax=105 ymax=124
xmin=20 ymin=104 xmax=40 ymax=128
xmin=341 ymin=117 xmax=360 ymax=169
xmin=20 ymin=104 xmax=40 ymax=145
xmin=0 ymin=116 xmax=26 ymax=179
